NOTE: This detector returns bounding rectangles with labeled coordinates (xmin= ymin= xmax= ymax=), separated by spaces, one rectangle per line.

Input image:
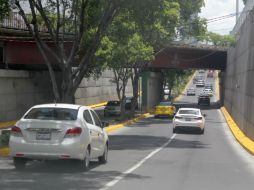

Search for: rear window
xmin=179 ymin=110 xmax=199 ymax=115
xmin=24 ymin=108 xmax=78 ymax=121
xmin=159 ymin=102 xmax=172 ymax=106
xmin=106 ymin=101 xmax=120 ymax=106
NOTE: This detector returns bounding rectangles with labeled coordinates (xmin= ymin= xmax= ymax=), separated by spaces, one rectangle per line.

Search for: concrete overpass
xmin=149 ymin=45 xmax=227 ymax=70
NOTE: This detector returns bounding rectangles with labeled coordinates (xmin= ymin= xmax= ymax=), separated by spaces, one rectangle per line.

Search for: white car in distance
xmin=9 ymin=104 xmax=109 ymax=170
xmin=202 ymin=88 xmax=213 ymax=97
xmin=173 ymin=108 xmax=206 ymax=134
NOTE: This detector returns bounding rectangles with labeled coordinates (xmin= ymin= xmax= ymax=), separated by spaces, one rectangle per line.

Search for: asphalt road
xmin=1 ymin=72 xmax=254 ymax=190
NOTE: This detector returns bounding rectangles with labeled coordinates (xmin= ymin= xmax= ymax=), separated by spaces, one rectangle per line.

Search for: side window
xmin=91 ymin=110 xmax=102 ymax=127
xmin=83 ymin=110 xmax=94 ymax=125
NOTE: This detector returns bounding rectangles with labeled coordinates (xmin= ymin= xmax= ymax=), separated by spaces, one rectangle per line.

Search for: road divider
xmin=0 ymin=120 xmax=16 ymax=130
xmin=105 ymin=113 xmax=150 ymax=133
xmin=221 ymin=107 xmax=254 ymax=155
xmin=89 ymin=102 xmax=107 ymax=108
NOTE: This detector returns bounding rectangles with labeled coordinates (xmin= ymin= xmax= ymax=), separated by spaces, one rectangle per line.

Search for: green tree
xmin=207 ymin=32 xmax=236 ymax=47
xmin=0 ymin=0 xmax=9 ymax=20
xmin=13 ymin=0 xmax=142 ymax=103
xmin=97 ymin=0 xmax=180 ymax=117
xmin=177 ymin=0 xmax=207 ymax=39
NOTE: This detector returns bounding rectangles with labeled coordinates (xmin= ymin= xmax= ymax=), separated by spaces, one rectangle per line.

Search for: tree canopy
xmin=0 ymin=0 xmax=9 ymax=20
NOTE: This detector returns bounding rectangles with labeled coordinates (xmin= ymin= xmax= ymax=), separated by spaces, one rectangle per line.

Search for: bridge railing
xmin=232 ymin=0 xmax=254 ymax=35
xmin=0 ymin=12 xmax=48 ymax=32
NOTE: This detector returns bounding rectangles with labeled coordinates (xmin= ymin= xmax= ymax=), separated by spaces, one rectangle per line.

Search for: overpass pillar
xmin=142 ymin=71 xmax=163 ymax=112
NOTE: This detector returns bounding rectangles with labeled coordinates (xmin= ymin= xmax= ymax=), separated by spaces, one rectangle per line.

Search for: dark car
xmin=125 ymin=97 xmax=138 ymax=110
xmin=104 ymin=101 xmax=121 ymax=116
xmin=198 ymin=94 xmax=210 ymax=106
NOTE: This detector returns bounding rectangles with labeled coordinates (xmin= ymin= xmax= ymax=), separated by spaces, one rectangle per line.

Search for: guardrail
xmin=0 ymin=12 xmax=48 ymax=32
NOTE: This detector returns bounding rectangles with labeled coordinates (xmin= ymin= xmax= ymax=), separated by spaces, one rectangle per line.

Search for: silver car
xmin=173 ymin=108 xmax=206 ymax=134
xmin=9 ymin=104 xmax=109 ymax=170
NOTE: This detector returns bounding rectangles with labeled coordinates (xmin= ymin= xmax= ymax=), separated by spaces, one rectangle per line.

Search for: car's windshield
xmin=159 ymin=102 xmax=172 ymax=106
xmin=24 ymin=108 xmax=78 ymax=121
xmin=179 ymin=110 xmax=199 ymax=115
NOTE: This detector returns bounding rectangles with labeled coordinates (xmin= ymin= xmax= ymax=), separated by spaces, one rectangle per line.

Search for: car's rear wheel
xmin=13 ymin=157 xmax=27 ymax=170
xmin=173 ymin=128 xmax=177 ymax=133
xmin=81 ymin=148 xmax=90 ymax=171
xmin=200 ymin=128 xmax=205 ymax=134
xmin=98 ymin=144 xmax=108 ymax=164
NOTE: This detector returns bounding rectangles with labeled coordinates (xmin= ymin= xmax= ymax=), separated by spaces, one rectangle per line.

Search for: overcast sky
xmin=199 ymin=0 xmax=245 ymax=35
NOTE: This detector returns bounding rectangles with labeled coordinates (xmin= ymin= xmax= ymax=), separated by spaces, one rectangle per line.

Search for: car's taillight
xmin=175 ymin=116 xmax=182 ymax=119
xmin=11 ymin=126 xmax=23 ymax=137
xmin=65 ymin=127 xmax=82 ymax=138
xmin=195 ymin=117 xmax=203 ymax=120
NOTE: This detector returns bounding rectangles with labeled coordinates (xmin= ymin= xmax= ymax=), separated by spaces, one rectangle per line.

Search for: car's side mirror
xmin=101 ymin=121 xmax=109 ymax=128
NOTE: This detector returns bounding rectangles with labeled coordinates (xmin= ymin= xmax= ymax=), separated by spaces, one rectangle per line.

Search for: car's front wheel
xmin=98 ymin=144 xmax=108 ymax=164
xmin=13 ymin=157 xmax=27 ymax=170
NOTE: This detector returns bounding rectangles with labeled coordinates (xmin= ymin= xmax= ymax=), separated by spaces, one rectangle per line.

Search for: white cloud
xmin=199 ymin=0 xmax=245 ymax=35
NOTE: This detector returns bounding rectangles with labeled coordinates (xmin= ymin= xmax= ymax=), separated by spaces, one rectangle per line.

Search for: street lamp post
xmin=236 ymin=0 xmax=239 ymax=22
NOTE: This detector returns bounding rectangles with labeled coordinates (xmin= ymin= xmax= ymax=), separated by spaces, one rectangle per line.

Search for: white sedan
xmin=172 ymin=108 xmax=206 ymax=134
xmin=202 ymin=88 xmax=213 ymax=97
xmin=9 ymin=104 xmax=109 ymax=170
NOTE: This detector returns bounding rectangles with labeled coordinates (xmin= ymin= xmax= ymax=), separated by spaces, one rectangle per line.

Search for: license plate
xmin=36 ymin=132 xmax=51 ymax=140
xmin=185 ymin=118 xmax=191 ymax=121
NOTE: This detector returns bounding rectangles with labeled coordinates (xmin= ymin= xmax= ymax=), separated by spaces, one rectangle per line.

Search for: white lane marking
xmin=99 ymin=134 xmax=177 ymax=190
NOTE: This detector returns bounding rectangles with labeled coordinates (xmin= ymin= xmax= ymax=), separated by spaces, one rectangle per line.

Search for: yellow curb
xmin=0 ymin=120 xmax=16 ymax=129
xmin=221 ymin=107 xmax=254 ymax=155
xmin=105 ymin=113 xmax=150 ymax=133
xmin=88 ymin=102 xmax=107 ymax=109
xmin=0 ymin=147 xmax=10 ymax=157
xmin=215 ymin=71 xmax=220 ymax=101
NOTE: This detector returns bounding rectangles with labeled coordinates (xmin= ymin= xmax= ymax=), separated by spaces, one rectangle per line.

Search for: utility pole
xmin=236 ymin=0 xmax=239 ymax=23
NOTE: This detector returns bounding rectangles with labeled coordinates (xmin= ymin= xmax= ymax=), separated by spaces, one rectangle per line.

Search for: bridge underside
xmin=149 ymin=46 xmax=227 ymax=71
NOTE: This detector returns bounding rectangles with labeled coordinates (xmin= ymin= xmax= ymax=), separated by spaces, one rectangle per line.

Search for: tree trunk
xmin=130 ymin=75 xmax=139 ymax=117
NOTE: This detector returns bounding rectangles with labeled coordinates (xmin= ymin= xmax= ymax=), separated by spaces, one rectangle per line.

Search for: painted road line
xmin=221 ymin=107 xmax=254 ymax=155
xmin=99 ymin=134 xmax=177 ymax=190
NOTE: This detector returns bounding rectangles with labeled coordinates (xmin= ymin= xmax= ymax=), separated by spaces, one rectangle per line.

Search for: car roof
xmin=178 ymin=108 xmax=200 ymax=111
xmin=31 ymin=103 xmax=84 ymax=110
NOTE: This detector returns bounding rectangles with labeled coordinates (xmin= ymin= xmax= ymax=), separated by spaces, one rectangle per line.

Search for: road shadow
xmin=109 ymin=135 xmax=169 ymax=151
xmin=168 ymin=138 xmax=210 ymax=149
xmin=0 ymin=161 xmax=150 ymax=190
xmin=127 ymin=117 xmax=172 ymax=128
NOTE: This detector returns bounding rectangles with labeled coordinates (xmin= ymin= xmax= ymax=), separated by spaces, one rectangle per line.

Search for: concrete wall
xmin=75 ymin=70 xmax=133 ymax=105
xmin=0 ymin=70 xmax=54 ymax=122
xmin=0 ymin=69 xmax=132 ymax=122
xmin=224 ymin=10 xmax=254 ymax=140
